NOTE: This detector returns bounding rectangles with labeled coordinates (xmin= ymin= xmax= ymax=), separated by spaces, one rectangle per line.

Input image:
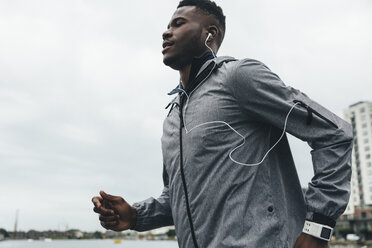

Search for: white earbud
xmin=206 ymin=33 xmax=212 ymax=42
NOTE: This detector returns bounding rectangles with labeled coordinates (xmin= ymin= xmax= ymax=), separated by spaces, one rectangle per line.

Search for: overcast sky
xmin=0 ymin=0 xmax=371 ymax=232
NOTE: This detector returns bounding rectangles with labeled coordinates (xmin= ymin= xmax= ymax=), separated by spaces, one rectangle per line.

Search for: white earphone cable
xmin=179 ymin=86 xmax=300 ymax=167
xmin=205 ymin=33 xmax=216 ymax=59
xmin=176 ymin=34 xmax=299 ymax=166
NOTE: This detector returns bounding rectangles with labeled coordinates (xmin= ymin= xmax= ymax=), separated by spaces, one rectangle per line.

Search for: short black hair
xmin=177 ymin=0 xmax=226 ymax=48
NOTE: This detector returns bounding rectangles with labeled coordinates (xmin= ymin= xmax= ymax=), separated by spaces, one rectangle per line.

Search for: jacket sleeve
xmin=131 ymin=164 xmax=174 ymax=231
xmin=230 ymin=58 xmax=353 ymax=227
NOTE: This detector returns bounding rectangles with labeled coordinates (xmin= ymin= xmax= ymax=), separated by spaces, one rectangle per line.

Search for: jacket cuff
xmin=131 ymin=202 xmax=147 ymax=231
xmin=306 ymin=212 xmax=336 ymax=228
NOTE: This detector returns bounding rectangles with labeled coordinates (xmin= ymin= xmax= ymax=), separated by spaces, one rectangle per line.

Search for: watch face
xmin=320 ymin=227 xmax=332 ymax=240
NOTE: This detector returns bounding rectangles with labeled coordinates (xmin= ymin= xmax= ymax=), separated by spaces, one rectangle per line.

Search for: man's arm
xmin=129 ymin=163 xmax=174 ymax=232
xmin=92 ymin=164 xmax=174 ymax=232
xmin=230 ymin=59 xmax=353 ymax=244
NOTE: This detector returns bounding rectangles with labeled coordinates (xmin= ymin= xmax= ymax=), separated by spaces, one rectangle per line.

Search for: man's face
xmin=162 ymin=6 xmax=208 ymax=70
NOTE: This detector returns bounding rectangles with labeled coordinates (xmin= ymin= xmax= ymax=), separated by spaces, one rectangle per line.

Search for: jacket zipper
xmin=293 ymin=100 xmax=338 ymax=129
xmin=179 ymin=96 xmax=199 ymax=248
xmin=177 ymin=62 xmax=216 ymax=248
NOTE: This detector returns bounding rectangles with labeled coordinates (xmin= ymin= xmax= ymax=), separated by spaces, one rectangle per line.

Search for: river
xmin=0 ymin=240 xmax=370 ymax=248
xmin=0 ymin=240 xmax=177 ymax=248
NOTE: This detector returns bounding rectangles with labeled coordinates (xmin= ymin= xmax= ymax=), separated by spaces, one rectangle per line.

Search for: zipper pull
xmin=179 ymin=98 xmax=184 ymax=128
xmin=306 ymin=106 xmax=313 ymax=125
xmin=179 ymin=111 xmax=184 ymax=128
xmin=293 ymin=100 xmax=313 ymax=126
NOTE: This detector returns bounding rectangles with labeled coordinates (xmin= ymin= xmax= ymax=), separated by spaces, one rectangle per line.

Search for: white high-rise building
xmin=343 ymin=101 xmax=372 ymax=215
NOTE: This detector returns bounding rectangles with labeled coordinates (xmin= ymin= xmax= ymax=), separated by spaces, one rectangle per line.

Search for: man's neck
xmin=180 ymin=64 xmax=192 ymax=89
xmin=179 ymin=51 xmax=216 ymax=89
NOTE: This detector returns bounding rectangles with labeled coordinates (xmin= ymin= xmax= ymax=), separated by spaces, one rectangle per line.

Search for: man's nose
xmin=162 ymin=29 xmax=172 ymax=40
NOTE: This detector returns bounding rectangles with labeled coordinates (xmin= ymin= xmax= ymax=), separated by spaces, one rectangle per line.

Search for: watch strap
xmin=308 ymin=212 xmax=336 ymax=228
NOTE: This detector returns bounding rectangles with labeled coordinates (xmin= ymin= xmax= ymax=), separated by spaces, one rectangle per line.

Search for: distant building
xmin=344 ymin=101 xmax=372 ymax=215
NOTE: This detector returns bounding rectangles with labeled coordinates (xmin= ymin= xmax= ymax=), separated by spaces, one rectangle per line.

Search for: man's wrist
xmin=295 ymin=233 xmax=329 ymax=248
xmin=129 ymin=206 xmax=137 ymax=229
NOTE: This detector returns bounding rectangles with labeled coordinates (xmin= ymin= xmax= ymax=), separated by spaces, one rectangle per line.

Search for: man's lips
xmin=162 ymin=41 xmax=174 ymax=54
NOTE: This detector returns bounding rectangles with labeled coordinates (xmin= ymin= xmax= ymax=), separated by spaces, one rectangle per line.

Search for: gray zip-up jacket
xmin=132 ymin=57 xmax=353 ymax=248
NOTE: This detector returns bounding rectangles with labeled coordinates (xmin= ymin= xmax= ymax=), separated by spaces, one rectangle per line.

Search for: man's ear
xmin=206 ymin=25 xmax=218 ymax=43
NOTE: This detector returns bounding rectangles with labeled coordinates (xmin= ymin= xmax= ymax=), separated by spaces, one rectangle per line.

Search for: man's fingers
xmin=100 ymin=190 xmax=122 ymax=202
xmin=91 ymin=196 xmax=103 ymax=207
xmin=100 ymin=220 xmax=118 ymax=229
xmin=93 ymin=206 xmax=115 ymax=216
xmin=99 ymin=214 xmax=119 ymax=222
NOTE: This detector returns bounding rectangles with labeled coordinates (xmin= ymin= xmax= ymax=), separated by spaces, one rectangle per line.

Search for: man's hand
xmin=92 ymin=190 xmax=137 ymax=231
xmin=293 ymin=233 xmax=329 ymax=248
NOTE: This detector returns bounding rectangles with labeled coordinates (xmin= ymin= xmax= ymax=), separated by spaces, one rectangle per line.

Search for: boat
xmin=113 ymin=239 xmax=122 ymax=243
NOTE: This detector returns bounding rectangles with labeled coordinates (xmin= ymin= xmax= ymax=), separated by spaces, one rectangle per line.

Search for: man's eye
xmin=175 ymin=22 xmax=184 ymax=27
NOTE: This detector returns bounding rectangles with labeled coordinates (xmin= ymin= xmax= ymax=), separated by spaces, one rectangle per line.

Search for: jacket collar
xmin=167 ymin=56 xmax=236 ymax=96
xmin=189 ymin=52 xmax=216 ymax=84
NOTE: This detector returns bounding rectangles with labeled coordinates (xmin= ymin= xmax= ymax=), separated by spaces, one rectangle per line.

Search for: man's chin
xmin=163 ymin=55 xmax=182 ymax=70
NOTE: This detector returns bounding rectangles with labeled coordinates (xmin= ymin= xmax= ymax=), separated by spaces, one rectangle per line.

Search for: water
xmin=0 ymin=240 xmax=178 ymax=248
xmin=0 ymin=240 xmax=370 ymax=248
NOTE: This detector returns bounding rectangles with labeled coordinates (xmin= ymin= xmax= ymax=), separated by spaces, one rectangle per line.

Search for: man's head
xmin=162 ymin=0 xmax=226 ymax=70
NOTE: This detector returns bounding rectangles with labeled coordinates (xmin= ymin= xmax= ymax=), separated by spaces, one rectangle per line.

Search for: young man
xmin=92 ymin=1 xmax=353 ymax=247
